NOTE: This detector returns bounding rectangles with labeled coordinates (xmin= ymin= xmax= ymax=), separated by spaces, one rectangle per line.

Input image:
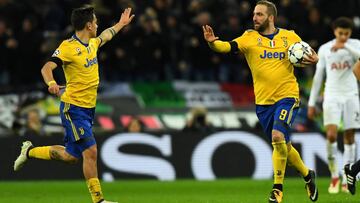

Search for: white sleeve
xmin=344 ymin=40 xmax=360 ymax=60
xmin=308 ymin=47 xmax=326 ymax=107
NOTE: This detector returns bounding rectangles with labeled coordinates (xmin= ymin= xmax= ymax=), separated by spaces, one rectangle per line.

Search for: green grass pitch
xmin=0 ymin=178 xmax=359 ymax=203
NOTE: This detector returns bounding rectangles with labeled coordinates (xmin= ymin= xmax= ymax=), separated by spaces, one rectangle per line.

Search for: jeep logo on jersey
xmin=260 ymin=50 xmax=285 ymax=60
xmin=84 ymin=57 xmax=98 ymax=68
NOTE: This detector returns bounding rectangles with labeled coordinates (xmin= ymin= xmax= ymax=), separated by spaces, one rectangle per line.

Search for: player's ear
xmin=87 ymin=22 xmax=92 ymax=30
xmin=269 ymin=15 xmax=274 ymax=22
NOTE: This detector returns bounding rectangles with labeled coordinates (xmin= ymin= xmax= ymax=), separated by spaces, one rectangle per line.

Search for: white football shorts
xmin=323 ymin=95 xmax=360 ymax=129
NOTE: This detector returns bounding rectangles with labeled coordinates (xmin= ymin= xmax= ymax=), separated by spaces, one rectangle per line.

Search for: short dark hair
xmin=71 ymin=5 xmax=95 ymax=31
xmin=256 ymin=0 xmax=277 ymax=17
xmin=332 ymin=17 xmax=354 ymax=30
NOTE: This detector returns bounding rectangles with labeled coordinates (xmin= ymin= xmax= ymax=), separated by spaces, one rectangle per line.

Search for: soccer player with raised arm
xmin=13 ymin=5 xmax=134 ymax=203
xmin=203 ymin=1 xmax=319 ymax=202
xmin=308 ymin=17 xmax=360 ymax=194
xmin=344 ymin=59 xmax=360 ymax=195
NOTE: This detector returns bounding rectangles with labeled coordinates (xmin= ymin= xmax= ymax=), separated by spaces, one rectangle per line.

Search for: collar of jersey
xmin=72 ymin=34 xmax=89 ymax=47
xmin=260 ymin=28 xmax=279 ymax=40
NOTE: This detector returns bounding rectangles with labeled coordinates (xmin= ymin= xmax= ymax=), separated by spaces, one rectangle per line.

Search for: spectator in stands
xmin=0 ymin=0 xmax=23 ymax=31
xmin=43 ymin=0 xmax=66 ymax=32
xmin=163 ymin=11 xmax=190 ymax=80
xmin=15 ymin=15 xmax=43 ymax=86
xmin=303 ymin=7 xmax=330 ymax=51
xmin=125 ymin=117 xmax=144 ymax=133
xmin=0 ymin=18 xmax=10 ymax=85
xmin=103 ymin=22 xmax=136 ymax=82
xmin=299 ymin=7 xmax=331 ymax=82
xmin=218 ymin=12 xmax=246 ymax=82
xmin=133 ymin=9 xmax=167 ymax=81
xmin=1 ymin=0 xmax=360 ymax=90
xmin=152 ymin=0 xmax=172 ymax=30
xmin=183 ymin=106 xmax=214 ymax=133
xmin=0 ymin=17 xmax=17 ymax=86
xmin=187 ymin=11 xmax=220 ymax=81
xmin=22 ymin=109 xmax=46 ymax=138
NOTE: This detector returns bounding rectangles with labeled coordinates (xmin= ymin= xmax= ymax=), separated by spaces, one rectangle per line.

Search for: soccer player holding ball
xmin=14 ymin=5 xmax=134 ymax=203
xmin=308 ymin=17 xmax=360 ymax=194
xmin=203 ymin=1 xmax=318 ymax=202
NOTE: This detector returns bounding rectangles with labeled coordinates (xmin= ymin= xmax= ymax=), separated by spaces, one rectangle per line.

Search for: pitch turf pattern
xmin=0 ymin=178 xmax=359 ymax=203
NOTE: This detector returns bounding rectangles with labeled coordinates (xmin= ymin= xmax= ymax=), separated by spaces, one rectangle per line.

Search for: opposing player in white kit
xmin=344 ymin=59 xmax=360 ymax=195
xmin=308 ymin=17 xmax=360 ymax=194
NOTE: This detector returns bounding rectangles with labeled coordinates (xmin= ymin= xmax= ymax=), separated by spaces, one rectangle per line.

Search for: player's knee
xmin=83 ymin=146 xmax=97 ymax=161
xmin=326 ymin=132 xmax=337 ymax=143
xmin=344 ymin=130 xmax=355 ymax=144
xmin=62 ymin=150 xmax=79 ymax=164
xmin=272 ymin=130 xmax=285 ymax=142
xmin=326 ymin=125 xmax=337 ymax=142
xmin=344 ymin=137 xmax=355 ymax=144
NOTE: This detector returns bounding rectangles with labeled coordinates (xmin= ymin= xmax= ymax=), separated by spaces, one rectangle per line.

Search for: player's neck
xmin=260 ymin=26 xmax=277 ymax=35
xmin=74 ymin=31 xmax=90 ymax=45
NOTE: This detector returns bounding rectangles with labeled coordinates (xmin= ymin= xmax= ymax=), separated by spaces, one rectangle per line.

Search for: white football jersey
xmin=308 ymin=39 xmax=360 ymax=106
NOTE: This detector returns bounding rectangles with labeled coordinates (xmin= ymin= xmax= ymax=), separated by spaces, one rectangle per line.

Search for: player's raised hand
xmin=119 ymin=8 xmax=135 ymax=26
xmin=331 ymin=41 xmax=345 ymax=52
xmin=203 ymin=25 xmax=218 ymax=43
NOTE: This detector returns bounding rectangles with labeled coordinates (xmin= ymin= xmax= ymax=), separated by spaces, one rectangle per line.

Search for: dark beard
xmin=255 ymin=18 xmax=269 ymax=32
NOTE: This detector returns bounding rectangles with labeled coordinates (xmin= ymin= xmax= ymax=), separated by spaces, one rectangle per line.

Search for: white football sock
xmin=327 ymin=141 xmax=339 ymax=179
xmin=343 ymin=143 xmax=356 ymax=184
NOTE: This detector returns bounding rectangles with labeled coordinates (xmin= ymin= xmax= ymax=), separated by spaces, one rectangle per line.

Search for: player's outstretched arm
xmin=41 ymin=61 xmax=63 ymax=96
xmin=353 ymin=59 xmax=360 ymax=80
xmin=203 ymin=25 xmax=232 ymax=53
xmin=98 ymin=7 xmax=135 ymax=47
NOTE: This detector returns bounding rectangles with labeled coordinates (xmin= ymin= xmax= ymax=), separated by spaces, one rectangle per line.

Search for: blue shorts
xmin=60 ymin=102 xmax=96 ymax=158
xmin=256 ymin=98 xmax=300 ymax=143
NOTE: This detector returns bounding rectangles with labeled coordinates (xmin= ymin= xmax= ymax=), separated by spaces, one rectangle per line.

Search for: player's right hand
xmin=48 ymin=83 xmax=64 ymax=97
xmin=202 ymin=25 xmax=218 ymax=43
xmin=307 ymin=106 xmax=316 ymax=120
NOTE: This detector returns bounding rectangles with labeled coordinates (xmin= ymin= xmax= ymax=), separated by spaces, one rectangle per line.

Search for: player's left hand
xmin=302 ymin=48 xmax=319 ymax=64
xmin=203 ymin=25 xmax=219 ymax=43
xmin=119 ymin=8 xmax=135 ymax=26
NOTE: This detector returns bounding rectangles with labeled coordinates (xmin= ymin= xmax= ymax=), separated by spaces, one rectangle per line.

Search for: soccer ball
xmin=288 ymin=41 xmax=312 ymax=65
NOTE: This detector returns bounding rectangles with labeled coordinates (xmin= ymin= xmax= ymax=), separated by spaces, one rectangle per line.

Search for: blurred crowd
xmin=1 ymin=0 xmax=360 ymax=91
